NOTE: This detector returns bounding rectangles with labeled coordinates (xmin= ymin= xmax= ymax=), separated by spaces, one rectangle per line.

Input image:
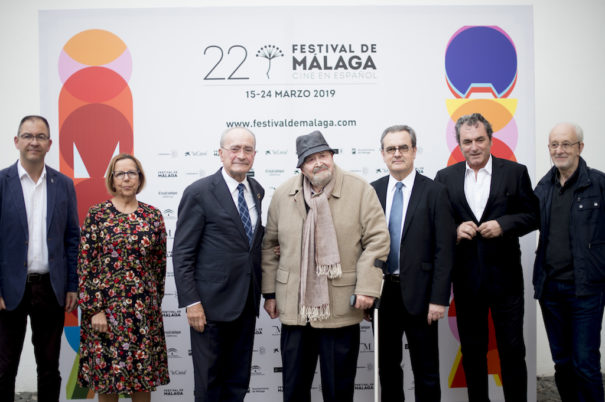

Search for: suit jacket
xmin=372 ymin=173 xmax=455 ymax=316
xmin=261 ymin=165 xmax=389 ymax=328
xmin=172 ymin=168 xmax=264 ymax=322
xmin=434 ymin=156 xmax=539 ymax=295
xmin=0 ymin=162 xmax=79 ymax=310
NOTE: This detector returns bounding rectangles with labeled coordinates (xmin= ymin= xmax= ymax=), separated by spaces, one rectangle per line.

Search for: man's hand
xmin=91 ymin=311 xmax=108 ymax=333
xmin=478 ymin=220 xmax=502 ymax=238
xmin=65 ymin=292 xmax=77 ymax=312
xmin=427 ymin=303 xmax=446 ymax=325
xmin=187 ymin=303 xmax=207 ymax=333
xmin=264 ymin=299 xmax=279 ymax=319
xmin=353 ymin=295 xmax=375 ymax=310
xmin=0 ymin=297 xmax=5 ymax=311
xmin=457 ymin=221 xmax=478 ymax=242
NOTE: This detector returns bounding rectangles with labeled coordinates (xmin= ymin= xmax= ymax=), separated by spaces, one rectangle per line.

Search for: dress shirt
xmin=221 ymin=168 xmax=258 ymax=228
xmin=18 ymin=162 xmax=49 ymax=274
xmin=385 ymin=170 xmax=416 ymax=275
xmin=464 ymin=156 xmax=492 ymax=221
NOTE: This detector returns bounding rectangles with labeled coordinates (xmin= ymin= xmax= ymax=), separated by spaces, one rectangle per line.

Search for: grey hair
xmin=455 ymin=113 xmax=493 ymax=144
xmin=220 ymin=127 xmax=256 ymax=148
xmin=572 ymin=123 xmax=584 ymax=143
xmin=380 ymin=125 xmax=417 ymax=149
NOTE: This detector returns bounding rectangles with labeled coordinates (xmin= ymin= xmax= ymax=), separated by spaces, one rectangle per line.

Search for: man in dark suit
xmin=435 ymin=113 xmax=539 ymax=402
xmin=371 ymin=125 xmax=455 ymax=402
xmin=0 ymin=115 xmax=79 ymax=401
xmin=172 ymin=127 xmax=264 ymax=402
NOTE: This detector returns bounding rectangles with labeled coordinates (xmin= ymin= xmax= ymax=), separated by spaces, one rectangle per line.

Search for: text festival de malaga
xmin=291 ymin=43 xmax=377 ymax=70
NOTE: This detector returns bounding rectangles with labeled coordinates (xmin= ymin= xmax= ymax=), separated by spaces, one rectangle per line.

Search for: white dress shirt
xmin=464 ymin=156 xmax=492 ymax=221
xmin=385 ymin=170 xmax=416 ymax=275
xmin=18 ymin=162 xmax=49 ymax=274
xmin=221 ymin=168 xmax=258 ymax=229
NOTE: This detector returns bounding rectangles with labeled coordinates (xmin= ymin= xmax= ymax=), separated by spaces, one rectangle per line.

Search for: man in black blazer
xmin=435 ymin=113 xmax=539 ymax=402
xmin=371 ymin=125 xmax=455 ymax=402
xmin=172 ymin=127 xmax=264 ymax=402
xmin=0 ymin=115 xmax=79 ymax=401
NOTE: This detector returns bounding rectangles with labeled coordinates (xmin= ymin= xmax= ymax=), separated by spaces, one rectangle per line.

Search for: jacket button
xmin=579 ymin=205 xmax=584 ymax=209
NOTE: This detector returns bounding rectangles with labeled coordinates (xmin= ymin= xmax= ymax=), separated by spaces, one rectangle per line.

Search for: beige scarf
xmin=299 ymin=175 xmax=342 ymax=321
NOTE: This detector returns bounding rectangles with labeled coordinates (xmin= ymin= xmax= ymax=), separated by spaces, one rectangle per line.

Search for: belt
xmin=385 ymin=274 xmax=400 ymax=283
xmin=26 ymin=273 xmax=49 ymax=283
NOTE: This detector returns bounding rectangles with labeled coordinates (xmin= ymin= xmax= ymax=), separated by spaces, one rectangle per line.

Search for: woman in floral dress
xmin=77 ymin=154 xmax=169 ymax=402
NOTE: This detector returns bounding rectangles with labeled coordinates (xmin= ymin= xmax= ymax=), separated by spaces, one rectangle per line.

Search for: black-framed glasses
xmin=548 ymin=141 xmax=580 ymax=151
xmin=19 ymin=133 xmax=50 ymax=142
xmin=113 ymin=170 xmax=140 ymax=180
xmin=383 ymin=145 xmax=411 ymax=154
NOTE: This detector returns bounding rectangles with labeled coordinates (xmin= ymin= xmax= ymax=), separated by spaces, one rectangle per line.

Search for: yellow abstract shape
xmin=63 ymin=29 xmax=126 ymax=66
xmin=445 ymin=98 xmax=518 ymax=132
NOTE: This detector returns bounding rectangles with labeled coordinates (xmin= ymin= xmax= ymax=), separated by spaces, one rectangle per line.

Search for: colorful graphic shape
xmin=445 ymin=26 xmax=517 ymax=98
xmin=59 ymin=29 xmax=133 ymax=399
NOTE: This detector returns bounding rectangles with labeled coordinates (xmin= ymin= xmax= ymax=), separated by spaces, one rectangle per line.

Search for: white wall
xmin=1 ymin=0 xmax=604 ymax=393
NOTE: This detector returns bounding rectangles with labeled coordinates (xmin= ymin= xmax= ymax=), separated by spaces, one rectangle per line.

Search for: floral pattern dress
xmin=77 ymin=201 xmax=170 ymax=394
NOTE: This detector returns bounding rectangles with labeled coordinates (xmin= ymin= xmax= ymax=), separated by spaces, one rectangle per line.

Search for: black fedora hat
xmin=295 ymin=130 xmax=335 ymax=168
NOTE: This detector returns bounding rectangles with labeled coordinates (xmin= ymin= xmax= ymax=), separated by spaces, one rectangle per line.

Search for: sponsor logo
xmin=184 ymin=150 xmax=208 ymax=157
xmin=375 ymin=168 xmax=389 ymax=174
xmin=355 ymin=384 xmax=374 ymax=390
xmin=170 ymin=369 xmax=187 ymax=376
xmin=162 ymin=310 xmax=182 ymax=318
xmin=254 ymin=328 xmax=263 ymax=335
xmin=162 ymin=209 xmax=176 ymax=219
xmin=351 ymin=148 xmax=375 ymax=155
xmin=157 ymin=150 xmax=178 ymax=158
xmin=158 ymin=170 xmax=178 ymax=178
xmin=167 ymin=348 xmax=182 ymax=358
xmin=158 ymin=191 xmax=178 ymax=199
xmin=251 ymin=387 xmax=269 ymax=393
xmin=265 ymin=149 xmax=288 ymax=155
xmin=164 ymin=330 xmax=181 ymax=338
xmin=163 ymin=388 xmax=184 ymax=396
xmin=265 ymin=169 xmax=285 ymax=176
xmin=185 ymin=170 xmax=206 ymax=177
xmin=359 ymin=342 xmax=374 ymax=353
xmin=272 ymin=325 xmax=281 ymax=336
xmin=251 ymin=365 xmax=264 ymax=376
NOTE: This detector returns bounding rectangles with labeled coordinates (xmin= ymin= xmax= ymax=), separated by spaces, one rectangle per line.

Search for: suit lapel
xmin=374 ymin=176 xmax=388 ymax=212
xmin=7 ymin=163 xmax=28 ymax=236
xmin=46 ymin=167 xmax=56 ymax=231
xmin=481 ymin=156 xmax=502 ymax=222
xmin=211 ymin=170 xmax=249 ymax=245
xmin=290 ymin=175 xmax=307 ymax=220
xmin=454 ymin=162 xmax=477 ymax=222
xmin=401 ymin=175 xmax=425 ymax=242
xmin=249 ymin=178 xmax=263 ymax=238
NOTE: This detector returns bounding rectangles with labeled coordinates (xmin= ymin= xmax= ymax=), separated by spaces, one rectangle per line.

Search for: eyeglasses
xmin=548 ymin=141 xmax=580 ymax=151
xmin=383 ymin=145 xmax=411 ymax=154
xmin=19 ymin=133 xmax=50 ymax=142
xmin=222 ymin=146 xmax=255 ymax=155
xmin=113 ymin=170 xmax=139 ymax=180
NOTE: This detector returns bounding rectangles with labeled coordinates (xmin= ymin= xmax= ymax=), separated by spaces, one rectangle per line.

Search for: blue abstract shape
xmin=64 ymin=326 xmax=80 ymax=352
xmin=445 ymin=26 xmax=517 ymax=98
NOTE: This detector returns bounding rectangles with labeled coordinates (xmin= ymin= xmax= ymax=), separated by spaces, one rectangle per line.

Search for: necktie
xmin=237 ymin=183 xmax=254 ymax=246
xmin=387 ymin=182 xmax=404 ymax=274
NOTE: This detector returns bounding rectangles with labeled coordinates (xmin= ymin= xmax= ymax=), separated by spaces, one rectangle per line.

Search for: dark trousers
xmin=540 ymin=279 xmax=605 ymax=402
xmin=190 ymin=287 xmax=256 ymax=402
xmin=280 ymin=323 xmax=360 ymax=402
xmin=377 ymin=279 xmax=440 ymax=402
xmin=455 ymin=286 xmax=527 ymax=402
xmin=0 ymin=274 xmax=64 ymax=402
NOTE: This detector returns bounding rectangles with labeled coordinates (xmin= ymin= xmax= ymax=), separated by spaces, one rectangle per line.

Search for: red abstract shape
xmin=62 ymin=67 xmax=129 ymax=103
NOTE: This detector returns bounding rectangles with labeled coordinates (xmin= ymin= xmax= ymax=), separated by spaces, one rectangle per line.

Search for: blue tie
xmin=387 ymin=182 xmax=404 ymax=274
xmin=237 ymin=183 xmax=254 ymax=247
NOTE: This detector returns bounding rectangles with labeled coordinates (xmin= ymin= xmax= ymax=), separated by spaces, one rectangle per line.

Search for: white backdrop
xmin=38 ymin=6 xmax=535 ymax=401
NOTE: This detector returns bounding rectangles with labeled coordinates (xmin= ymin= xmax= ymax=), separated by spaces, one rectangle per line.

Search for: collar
xmin=465 ymin=155 xmax=492 ymax=176
xmin=221 ymin=167 xmax=250 ymax=194
xmin=17 ymin=161 xmax=47 ymax=184
xmin=387 ymin=169 xmax=416 ymax=193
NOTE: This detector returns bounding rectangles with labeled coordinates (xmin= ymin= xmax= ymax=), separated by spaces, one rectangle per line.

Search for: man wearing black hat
xmin=262 ymin=130 xmax=389 ymax=402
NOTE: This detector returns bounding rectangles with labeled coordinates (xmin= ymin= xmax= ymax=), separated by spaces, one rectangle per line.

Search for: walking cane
xmin=351 ymin=275 xmax=385 ymax=402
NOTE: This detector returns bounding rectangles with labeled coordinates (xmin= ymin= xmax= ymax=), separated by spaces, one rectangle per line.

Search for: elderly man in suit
xmin=371 ymin=125 xmax=455 ymax=402
xmin=172 ymin=127 xmax=264 ymax=402
xmin=262 ymin=130 xmax=389 ymax=402
xmin=0 ymin=115 xmax=79 ymax=401
xmin=435 ymin=113 xmax=539 ymax=402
